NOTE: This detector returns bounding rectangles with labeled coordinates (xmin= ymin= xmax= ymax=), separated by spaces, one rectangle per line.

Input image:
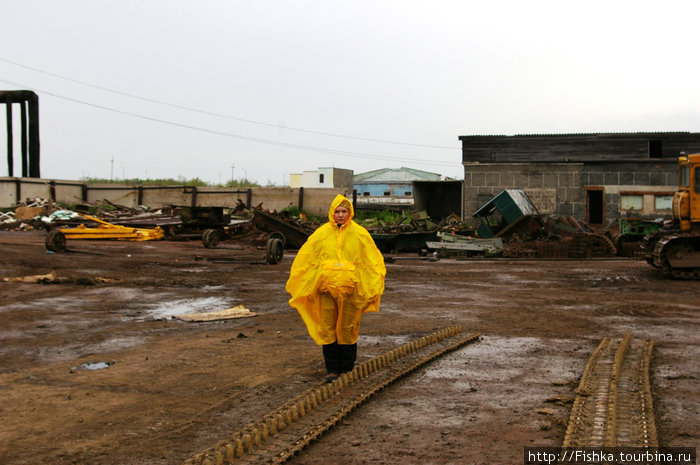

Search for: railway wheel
xmin=265 ymin=238 xmax=284 ymax=264
xmin=268 ymin=231 xmax=287 ymax=248
xmin=46 ymin=230 xmax=67 ymax=252
xmin=202 ymin=229 xmax=220 ymax=248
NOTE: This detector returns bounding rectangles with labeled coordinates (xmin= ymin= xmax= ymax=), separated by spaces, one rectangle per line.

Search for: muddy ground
xmin=0 ymin=230 xmax=697 ymax=465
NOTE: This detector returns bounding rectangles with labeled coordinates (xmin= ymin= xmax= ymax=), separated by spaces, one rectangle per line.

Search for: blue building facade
xmin=354 ymin=167 xmax=443 ymax=197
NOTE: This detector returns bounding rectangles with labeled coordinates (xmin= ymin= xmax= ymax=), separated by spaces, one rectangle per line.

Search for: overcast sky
xmin=2 ymin=1 xmax=700 ymax=185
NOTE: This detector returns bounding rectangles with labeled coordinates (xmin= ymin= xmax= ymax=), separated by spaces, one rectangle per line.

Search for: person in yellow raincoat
xmin=286 ymin=194 xmax=386 ymax=382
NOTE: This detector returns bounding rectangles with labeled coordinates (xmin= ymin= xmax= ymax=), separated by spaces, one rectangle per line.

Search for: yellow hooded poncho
xmin=286 ymin=195 xmax=386 ymax=345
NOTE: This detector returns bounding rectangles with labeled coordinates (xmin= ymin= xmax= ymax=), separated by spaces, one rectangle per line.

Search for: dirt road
xmin=0 ymin=231 xmax=697 ymax=464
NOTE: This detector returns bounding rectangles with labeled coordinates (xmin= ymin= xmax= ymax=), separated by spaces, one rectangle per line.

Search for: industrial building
xmin=353 ymin=167 xmax=445 ymax=209
xmin=459 ymin=132 xmax=700 ymax=226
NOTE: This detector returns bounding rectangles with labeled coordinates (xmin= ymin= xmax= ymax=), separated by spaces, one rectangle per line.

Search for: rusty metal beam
xmin=5 ymin=95 xmax=12 ymax=176
xmin=20 ymin=100 xmax=28 ymax=177
xmin=1 ymin=90 xmax=40 ymax=178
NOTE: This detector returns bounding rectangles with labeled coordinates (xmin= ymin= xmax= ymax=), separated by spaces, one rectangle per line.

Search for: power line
xmin=0 ymin=77 xmax=459 ymax=168
xmin=0 ymin=57 xmax=457 ymax=150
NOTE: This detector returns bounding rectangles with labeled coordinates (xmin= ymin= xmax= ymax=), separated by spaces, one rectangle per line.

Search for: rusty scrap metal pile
xmin=468 ymin=189 xmax=619 ymax=259
xmin=494 ymin=215 xmax=618 ymax=259
xmin=3 ymin=193 xmax=626 ymax=259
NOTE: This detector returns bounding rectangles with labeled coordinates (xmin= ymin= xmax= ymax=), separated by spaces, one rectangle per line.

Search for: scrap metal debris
xmin=252 ymin=208 xmax=316 ymax=249
xmin=2 ymin=271 xmax=63 ymax=283
xmin=469 ymin=189 xmax=617 ymax=259
xmin=176 ymin=305 xmax=258 ymax=322
xmin=45 ymin=215 xmax=165 ymax=252
xmin=0 ymin=198 xmax=53 ymax=231
xmin=2 ymin=270 xmax=117 ymax=285
xmin=1 ymin=194 xmax=636 ymax=260
xmin=426 ymin=231 xmax=503 ymax=258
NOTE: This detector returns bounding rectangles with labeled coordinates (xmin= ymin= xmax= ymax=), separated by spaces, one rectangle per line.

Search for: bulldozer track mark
xmin=183 ymin=326 xmax=480 ymax=465
xmin=562 ymin=331 xmax=657 ymax=449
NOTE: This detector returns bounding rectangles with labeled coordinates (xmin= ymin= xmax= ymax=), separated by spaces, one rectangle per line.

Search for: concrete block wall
xmin=0 ymin=177 xmax=347 ymax=217
xmin=582 ymin=162 xmax=677 ymax=187
xmin=463 ymin=163 xmax=585 ymax=218
xmin=463 ymin=161 xmax=678 ymax=224
xmin=583 ymin=161 xmax=677 ymax=224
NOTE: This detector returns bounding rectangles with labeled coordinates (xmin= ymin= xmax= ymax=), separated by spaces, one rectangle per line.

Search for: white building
xmin=289 ymin=167 xmax=354 ymax=191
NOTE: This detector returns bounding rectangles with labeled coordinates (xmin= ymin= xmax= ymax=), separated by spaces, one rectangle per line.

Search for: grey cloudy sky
xmin=2 ymin=1 xmax=699 ymax=185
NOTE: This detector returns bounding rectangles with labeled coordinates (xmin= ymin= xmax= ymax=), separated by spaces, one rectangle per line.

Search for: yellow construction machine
xmin=644 ymin=153 xmax=700 ymax=279
xmin=45 ymin=215 xmax=164 ymax=252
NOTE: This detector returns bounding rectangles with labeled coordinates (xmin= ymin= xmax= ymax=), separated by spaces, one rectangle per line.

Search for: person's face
xmin=334 ymin=206 xmax=350 ymax=225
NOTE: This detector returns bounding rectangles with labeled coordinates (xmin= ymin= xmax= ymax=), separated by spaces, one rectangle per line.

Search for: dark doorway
xmin=412 ymin=180 xmax=463 ymax=221
xmin=586 ymin=188 xmax=604 ymax=224
xmin=648 ymin=140 xmax=662 ymax=158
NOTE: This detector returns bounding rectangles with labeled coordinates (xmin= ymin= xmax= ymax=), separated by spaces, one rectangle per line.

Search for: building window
xmin=621 ymin=194 xmax=643 ymax=211
xmin=654 ymin=195 xmax=673 ymax=210
xmin=404 ymin=191 xmax=412 ymax=196
xmin=363 ymin=192 xmax=370 ymax=196
xmin=384 ymin=191 xmax=390 ymax=196
xmin=319 ymin=174 xmax=325 ymax=184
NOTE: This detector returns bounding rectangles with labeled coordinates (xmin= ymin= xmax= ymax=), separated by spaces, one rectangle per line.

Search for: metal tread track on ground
xmin=183 ymin=325 xmax=481 ymax=465
xmin=562 ymin=330 xmax=658 ymax=451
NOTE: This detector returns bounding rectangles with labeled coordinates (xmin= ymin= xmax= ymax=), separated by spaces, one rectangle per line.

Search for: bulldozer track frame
xmin=562 ymin=331 xmax=657 ymax=449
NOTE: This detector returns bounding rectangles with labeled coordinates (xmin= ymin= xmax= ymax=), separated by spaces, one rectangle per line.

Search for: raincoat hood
xmin=328 ymin=194 xmax=354 ymax=226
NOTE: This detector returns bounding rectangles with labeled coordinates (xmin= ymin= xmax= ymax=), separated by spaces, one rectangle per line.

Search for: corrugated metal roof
xmin=458 ymin=131 xmax=692 ymax=138
xmin=354 ymin=167 xmax=443 ymax=182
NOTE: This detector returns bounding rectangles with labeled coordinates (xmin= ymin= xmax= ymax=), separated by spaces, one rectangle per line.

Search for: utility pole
xmin=110 ymin=157 xmax=114 ymax=181
xmin=231 ymin=164 xmax=235 ymax=182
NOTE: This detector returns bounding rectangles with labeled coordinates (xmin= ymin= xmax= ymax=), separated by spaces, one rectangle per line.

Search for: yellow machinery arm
xmin=59 ymin=215 xmax=165 ymax=241
xmin=45 ymin=215 xmax=164 ymax=252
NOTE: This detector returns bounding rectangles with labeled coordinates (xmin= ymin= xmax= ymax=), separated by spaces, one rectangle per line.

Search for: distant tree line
xmin=80 ymin=176 xmax=266 ymax=187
